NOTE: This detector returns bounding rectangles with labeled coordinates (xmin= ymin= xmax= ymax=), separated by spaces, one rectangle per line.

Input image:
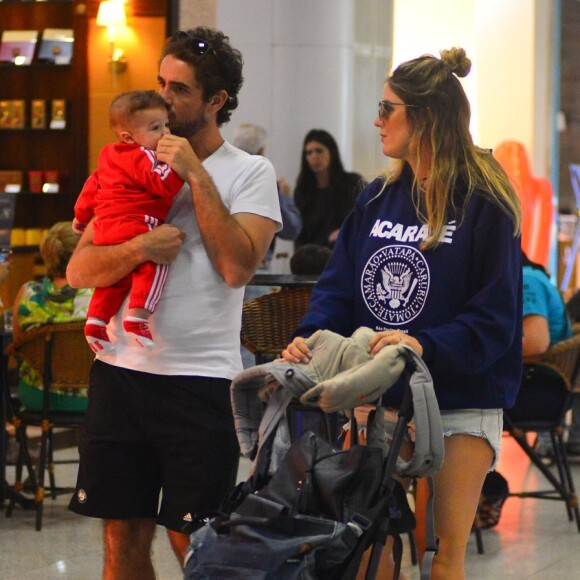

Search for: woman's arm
xmin=281 ymin=200 xmax=367 ymax=364
xmin=522 ymin=314 xmax=550 ymax=357
xmin=66 ymin=220 xmax=185 ymax=289
xmin=415 ymin=201 xmax=522 ymax=374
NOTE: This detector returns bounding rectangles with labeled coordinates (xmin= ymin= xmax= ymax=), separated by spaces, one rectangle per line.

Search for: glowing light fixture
xmin=96 ymin=0 xmax=127 ymax=73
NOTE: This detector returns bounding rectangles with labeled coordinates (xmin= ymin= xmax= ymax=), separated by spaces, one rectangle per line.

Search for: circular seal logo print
xmin=361 ymin=245 xmax=429 ymax=325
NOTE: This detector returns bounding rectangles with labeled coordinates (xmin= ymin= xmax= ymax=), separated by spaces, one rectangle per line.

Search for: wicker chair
xmin=241 ymin=286 xmax=313 ymax=364
xmin=503 ymin=333 xmax=580 ymax=532
xmin=241 ymin=286 xmax=342 ymax=442
xmin=5 ymin=321 xmax=94 ymax=531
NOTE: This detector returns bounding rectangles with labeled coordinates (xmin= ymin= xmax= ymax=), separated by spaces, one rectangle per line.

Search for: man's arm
xmin=66 ymin=220 xmax=185 ymax=288
xmin=159 ymin=135 xmax=278 ymax=288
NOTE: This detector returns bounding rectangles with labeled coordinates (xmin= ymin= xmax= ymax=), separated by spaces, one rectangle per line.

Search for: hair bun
xmin=440 ymin=47 xmax=471 ymax=78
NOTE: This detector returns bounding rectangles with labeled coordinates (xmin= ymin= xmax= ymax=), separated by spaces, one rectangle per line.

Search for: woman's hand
xmin=277 ymin=177 xmax=291 ymax=196
xmin=281 ymin=336 xmax=312 ymax=364
xmin=368 ymin=330 xmax=423 ymax=357
xmin=327 ymin=228 xmax=340 ymax=244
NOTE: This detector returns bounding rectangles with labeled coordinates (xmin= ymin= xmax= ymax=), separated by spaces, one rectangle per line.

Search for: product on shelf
xmin=37 ymin=28 xmax=74 ymax=65
xmin=0 ymin=30 xmax=39 ymax=66
xmin=31 ymin=99 xmax=47 ymax=129
xmin=50 ymin=99 xmax=66 ymax=129
xmin=0 ymin=100 xmax=25 ymax=129
xmin=28 ymin=170 xmax=43 ymax=193
xmin=0 ymin=170 xmax=23 ymax=193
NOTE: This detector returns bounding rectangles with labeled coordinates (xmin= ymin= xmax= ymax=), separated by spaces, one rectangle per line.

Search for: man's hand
xmin=157 ymin=134 xmax=202 ymax=181
xmin=138 ymin=224 xmax=186 ymax=264
xmin=67 ymin=220 xmax=185 ymax=289
xmin=156 ymin=133 xmax=278 ymax=288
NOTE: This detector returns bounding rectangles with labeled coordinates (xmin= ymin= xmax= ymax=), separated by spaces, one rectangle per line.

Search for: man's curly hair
xmin=162 ymin=27 xmax=243 ymax=126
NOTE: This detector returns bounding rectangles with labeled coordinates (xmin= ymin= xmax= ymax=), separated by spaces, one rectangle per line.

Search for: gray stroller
xmin=184 ymin=327 xmax=444 ymax=579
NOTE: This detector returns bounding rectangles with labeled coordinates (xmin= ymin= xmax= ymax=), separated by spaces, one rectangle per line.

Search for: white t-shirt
xmin=99 ymin=141 xmax=281 ymax=379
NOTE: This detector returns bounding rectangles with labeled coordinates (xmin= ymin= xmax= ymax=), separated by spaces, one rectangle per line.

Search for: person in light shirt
xmin=67 ymin=27 xmax=281 ymax=578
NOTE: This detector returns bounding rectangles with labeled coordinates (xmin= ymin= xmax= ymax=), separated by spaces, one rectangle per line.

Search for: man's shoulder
xmin=215 ymin=141 xmax=270 ymax=164
xmin=207 ymin=141 xmax=275 ymax=179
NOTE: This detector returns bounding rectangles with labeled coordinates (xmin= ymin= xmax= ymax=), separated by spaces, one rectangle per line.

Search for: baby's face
xmin=130 ymin=107 xmax=171 ymax=150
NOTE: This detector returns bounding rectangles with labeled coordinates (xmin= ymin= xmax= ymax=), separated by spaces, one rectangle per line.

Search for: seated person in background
xmin=290 ymin=243 xmax=332 ymax=276
xmin=518 ymin=250 xmax=572 ymax=418
xmin=521 ymin=252 xmax=571 ymax=356
xmin=565 ymin=291 xmax=580 ymax=456
xmin=73 ymin=90 xmax=184 ymax=354
xmin=13 ymin=222 xmax=93 ymax=412
xmin=232 ymin=123 xmax=301 ymax=271
xmin=0 ymin=248 xmax=12 ymax=311
xmin=294 ymin=129 xmax=365 ymax=248
xmin=479 ymin=250 xmax=572 ymax=528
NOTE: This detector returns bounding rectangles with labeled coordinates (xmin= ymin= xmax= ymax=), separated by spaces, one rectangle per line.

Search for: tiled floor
xmin=2 ymin=433 xmax=580 ymax=579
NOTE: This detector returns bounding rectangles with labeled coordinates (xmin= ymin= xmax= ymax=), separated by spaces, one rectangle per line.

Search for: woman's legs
xmin=430 ymin=434 xmax=493 ymax=580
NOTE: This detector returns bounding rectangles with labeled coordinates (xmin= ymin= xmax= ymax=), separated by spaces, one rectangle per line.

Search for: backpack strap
xmin=230 ymin=362 xmax=316 ymax=462
xmin=396 ymin=348 xmax=445 ymax=478
xmin=420 ymin=475 xmax=438 ymax=580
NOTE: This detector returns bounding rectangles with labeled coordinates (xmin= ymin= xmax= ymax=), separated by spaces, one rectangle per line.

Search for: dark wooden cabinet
xmin=0 ymin=0 xmax=88 ymax=229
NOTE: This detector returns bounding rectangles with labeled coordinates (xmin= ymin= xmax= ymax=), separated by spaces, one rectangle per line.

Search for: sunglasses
xmin=171 ymin=31 xmax=213 ymax=57
xmin=378 ymin=99 xmax=421 ymax=120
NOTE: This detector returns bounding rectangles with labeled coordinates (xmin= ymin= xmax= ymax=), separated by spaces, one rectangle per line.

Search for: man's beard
xmin=169 ymin=110 xmax=208 ymax=139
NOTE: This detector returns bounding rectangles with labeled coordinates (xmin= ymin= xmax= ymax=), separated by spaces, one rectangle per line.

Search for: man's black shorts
xmin=69 ymin=360 xmax=240 ymax=532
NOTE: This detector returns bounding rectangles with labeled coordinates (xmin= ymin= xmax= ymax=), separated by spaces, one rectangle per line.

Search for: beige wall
xmin=393 ymin=0 xmax=554 ymax=178
xmin=474 ymin=0 xmax=536 ymax=161
xmin=86 ymin=1 xmax=554 ymax=181
xmin=179 ymin=0 xmax=215 ymax=28
xmin=88 ymin=17 xmax=167 ymax=172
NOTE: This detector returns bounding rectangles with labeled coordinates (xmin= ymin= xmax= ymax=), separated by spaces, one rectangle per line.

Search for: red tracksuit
xmin=74 ymin=143 xmax=184 ymax=322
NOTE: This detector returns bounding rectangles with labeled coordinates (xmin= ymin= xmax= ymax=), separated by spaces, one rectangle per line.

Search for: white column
xmin=393 ymin=0 xmax=556 ymax=177
xmin=216 ymin=0 xmax=392 ymax=186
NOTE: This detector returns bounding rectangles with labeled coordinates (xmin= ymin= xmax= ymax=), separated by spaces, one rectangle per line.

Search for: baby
xmin=73 ymin=90 xmax=184 ymax=354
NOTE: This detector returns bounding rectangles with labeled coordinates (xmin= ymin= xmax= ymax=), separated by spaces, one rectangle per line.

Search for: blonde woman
xmin=13 ymin=222 xmax=93 ymax=412
xmin=283 ymin=48 xmax=522 ymax=579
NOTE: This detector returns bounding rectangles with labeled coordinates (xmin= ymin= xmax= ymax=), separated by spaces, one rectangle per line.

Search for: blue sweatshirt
xmin=295 ymin=171 xmax=523 ymax=410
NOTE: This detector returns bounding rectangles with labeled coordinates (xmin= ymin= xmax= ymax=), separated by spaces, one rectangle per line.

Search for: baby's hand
xmin=72 ymin=218 xmax=86 ymax=235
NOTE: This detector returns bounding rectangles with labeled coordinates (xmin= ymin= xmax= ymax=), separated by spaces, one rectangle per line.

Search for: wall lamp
xmin=96 ymin=0 xmax=127 ymax=73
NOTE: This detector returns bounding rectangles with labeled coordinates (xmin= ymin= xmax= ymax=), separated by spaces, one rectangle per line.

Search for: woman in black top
xmin=294 ymin=129 xmax=365 ymax=248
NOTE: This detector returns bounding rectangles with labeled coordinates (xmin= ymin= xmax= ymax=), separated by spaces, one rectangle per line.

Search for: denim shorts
xmin=351 ymin=405 xmax=503 ymax=471
xmin=440 ymin=408 xmax=503 ymax=470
